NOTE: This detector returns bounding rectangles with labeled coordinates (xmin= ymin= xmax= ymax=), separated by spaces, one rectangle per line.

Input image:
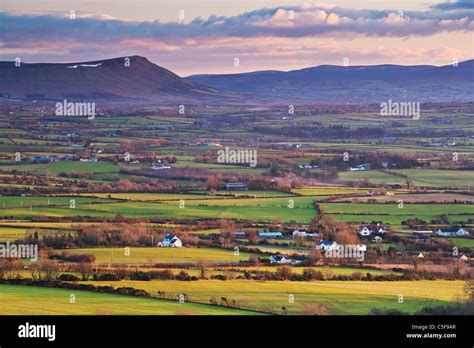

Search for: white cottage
xmin=158 ymin=234 xmax=182 ymax=248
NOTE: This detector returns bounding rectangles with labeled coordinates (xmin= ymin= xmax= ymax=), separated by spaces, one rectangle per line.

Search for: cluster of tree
xmin=308 ymin=214 xmax=360 ymax=245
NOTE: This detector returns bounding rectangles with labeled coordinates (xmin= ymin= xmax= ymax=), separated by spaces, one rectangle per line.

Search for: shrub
xmin=57 ymin=274 xmax=81 ymax=281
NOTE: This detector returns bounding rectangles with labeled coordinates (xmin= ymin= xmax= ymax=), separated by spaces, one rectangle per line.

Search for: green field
xmin=392 ymin=169 xmax=474 ymax=188
xmin=0 ymin=196 xmax=115 ymax=209
xmin=443 ymin=238 xmax=474 ymax=248
xmin=339 ymin=171 xmax=406 ymax=185
xmin=0 ymin=195 xmax=317 ymax=223
xmin=0 ymin=226 xmax=67 ymax=242
xmin=292 ymin=187 xmax=371 ymax=196
xmin=0 ymin=161 xmax=120 ymax=175
xmin=83 ymin=280 xmax=468 ymax=315
xmin=340 ymin=169 xmax=473 ymax=188
xmin=320 ymin=202 xmax=473 ymax=225
xmin=0 ymin=284 xmax=257 ymax=315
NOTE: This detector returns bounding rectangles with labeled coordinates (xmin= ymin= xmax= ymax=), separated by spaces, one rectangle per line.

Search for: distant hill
xmin=187 ymin=60 xmax=474 ymax=103
xmin=0 ymin=56 xmax=232 ymax=103
xmin=1 ymin=56 xmax=472 ymax=104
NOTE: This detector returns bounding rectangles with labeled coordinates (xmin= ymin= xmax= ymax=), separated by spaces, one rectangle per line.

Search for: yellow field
xmin=82 ymin=279 xmax=468 ymax=314
xmin=63 ymin=247 xmax=257 ymax=263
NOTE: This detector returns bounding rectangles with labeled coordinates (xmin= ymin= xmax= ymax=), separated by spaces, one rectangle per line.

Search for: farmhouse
xmin=225 ymin=182 xmax=247 ymax=191
xmin=232 ymin=231 xmax=246 ymax=238
xmin=350 ymin=163 xmax=370 ymax=171
xmin=270 ymin=254 xmax=304 ymax=265
xmin=151 ymin=164 xmax=171 ymax=170
xmin=410 ymin=234 xmax=430 ymax=243
xmin=358 ymin=223 xmax=388 ymax=236
xmin=158 ymin=234 xmax=182 ymax=248
xmin=270 ymin=255 xmax=291 ymax=264
xmin=31 ymin=155 xmax=58 ymax=163
xmin=292 ymin=230 xmax=317 ymax=238
xmin=258 ymin=232 xmax=283 ymax=238
xmin=316 ymin=240 xmax=338 ymax=251
xmin=435 ymin=227 xmax=470 ymax=237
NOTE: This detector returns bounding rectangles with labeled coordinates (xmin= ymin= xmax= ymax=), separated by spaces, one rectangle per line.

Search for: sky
xmin=1 ymin=0 xmax=473 ymax=76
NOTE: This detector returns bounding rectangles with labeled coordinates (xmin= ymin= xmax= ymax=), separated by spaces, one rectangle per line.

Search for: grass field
xmin=0 ymin=161 xmax=120 ymax=175
xmin=61 ymin=247 xmax=258 ymax=263
xmin=0 ymin=196 xmax=115 ymax=209
xmin=340 ymin=169 xmax=474 ymax=188
xmin=0 ymin=227 xmax=67 ymax=242
xmin=229 ymin=265 xmax=400 ymax=277
xmin=83 ymin=280 xmax=468 ymax=315
xmin=320 ymin=202 xmax=473 ymax=225
xmin=393 ymin=169 xmax=474 ymax=188
xmin=292 ymin=187 xmax=372 ymax=196
xmin=339 ymin=171 xmax=406 ymax=185
xmin=442 ymin=238 xmax=474 ymax=248
xmin=0 ymin=284 xmax=257 ymax=315
xmin=0 ymin=195 xmax=317 ymax=223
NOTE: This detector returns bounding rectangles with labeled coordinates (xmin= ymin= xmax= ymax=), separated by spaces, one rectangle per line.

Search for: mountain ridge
xmin=1 ymin=56 xmax=472 ymax=104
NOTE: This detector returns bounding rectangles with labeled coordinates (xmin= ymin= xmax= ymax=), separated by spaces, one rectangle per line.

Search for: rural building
xmin=151 ymin=164 xmax=171 ymax=170
xmin=31 ymin=155 xmax=58 ymax=163
xmin=358 ymin=223 xmax=388 ymax=236
xmin=270 ymin=254 xmax=304 ymax=265
xmin=435 ymin=227 xmax=470 ymax=237
xmin=232 ymin=231 xmax=246 ymax=238
xmin=158 ymin=234 xmax=182 ymax=248
xmin=410 ymin=230 xmax=433 ymax=235
xmin=258 ymin=232 xmax=283 ymax=238
xmin=350 ymin=163 xmax=370 ymax=171
xmin=316 ymin=240 xmax=338 ymax=251
xmin=410 ymin=234 xmax=431 ymax=243
xmin=225 ymin=182 xmax=247 ymax=190
xmin=270 ymin=255 xmax=291 ymax=264
xmin=292 ymin=230 xmax=317 ymax=238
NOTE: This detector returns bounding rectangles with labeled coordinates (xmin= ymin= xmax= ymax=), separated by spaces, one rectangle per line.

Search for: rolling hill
xmin=187 ymin=60 xmax=474 ymax=103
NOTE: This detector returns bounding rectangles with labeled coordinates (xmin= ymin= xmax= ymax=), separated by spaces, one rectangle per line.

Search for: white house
xmin=292 ymin=230 xmax=317 ymax=238
xmin=358 ymin=224 xmax=388 ymax=236
xmin=270 ymin=255 xmax=291 ymax=264
xmin=435 ymin=227 xmax=470 ymax=237
xmin=151 ymin=164 xmax=171 ymax=170
xmin=158 ymin=234 xmax=182 ymax=248
xmin=359 ymin=226 xmax=373 ymax=236
xmin=316 ymin=240 xmax=338 ymax=251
